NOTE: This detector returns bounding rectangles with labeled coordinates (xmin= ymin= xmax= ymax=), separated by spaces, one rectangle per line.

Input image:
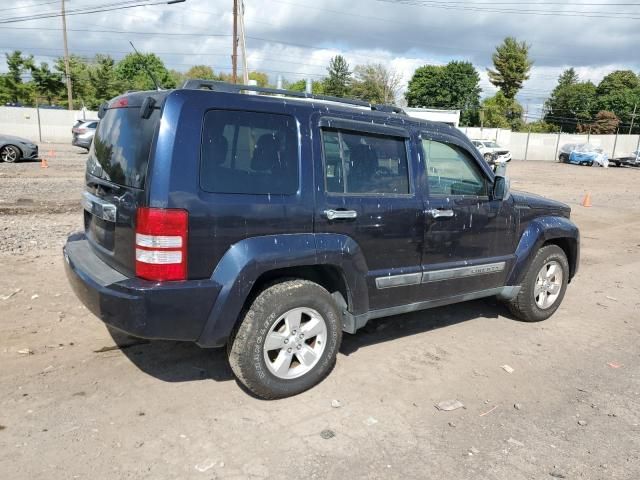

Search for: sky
xmin=1 ymin=0 xmax=640 ymax=119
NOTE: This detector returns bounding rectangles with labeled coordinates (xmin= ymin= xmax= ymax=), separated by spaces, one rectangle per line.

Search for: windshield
xmin=484 ymin=141 xmax=500 ymax=148
xmin=86 ymin=107 xmax=160 ymax=189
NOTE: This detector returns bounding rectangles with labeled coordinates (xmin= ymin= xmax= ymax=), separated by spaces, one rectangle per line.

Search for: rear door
xmin=313 ymin=116 xmax=425 ymax=311
xmin=419 ymin=133 xmax=517 ymax=300
xmin=83 ymin=99 xmax=162 ymax=276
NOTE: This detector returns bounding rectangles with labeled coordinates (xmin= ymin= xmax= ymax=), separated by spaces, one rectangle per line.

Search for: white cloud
xmin=0 ymin=0 xmax=638 ymax=107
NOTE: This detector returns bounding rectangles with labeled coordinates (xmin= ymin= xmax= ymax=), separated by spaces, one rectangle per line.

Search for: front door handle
xmin=324 ymin=209 xmax=358 ymax=220
xmin=426 ymin=208 xmax=454 ymax=219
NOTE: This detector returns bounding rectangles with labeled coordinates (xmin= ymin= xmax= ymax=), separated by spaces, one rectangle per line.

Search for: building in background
xmin=405 ymin=107 xmax=460 ymax=127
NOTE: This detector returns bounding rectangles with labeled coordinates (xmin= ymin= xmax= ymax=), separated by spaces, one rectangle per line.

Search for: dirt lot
xmin=1 ymin=146 xmax=639 ymax=479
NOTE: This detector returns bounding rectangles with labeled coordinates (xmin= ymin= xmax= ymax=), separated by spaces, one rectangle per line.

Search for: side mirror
xmin=492 ymin=162 xmax=510 ymax=201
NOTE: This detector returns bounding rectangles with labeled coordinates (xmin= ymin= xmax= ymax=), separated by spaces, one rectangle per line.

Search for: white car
xmin=471 ymin=139 xmax=512 ymax=164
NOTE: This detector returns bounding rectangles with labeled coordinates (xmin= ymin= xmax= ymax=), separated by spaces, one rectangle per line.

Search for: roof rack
xmin=180 ymin=79 xmax=406 ymax=115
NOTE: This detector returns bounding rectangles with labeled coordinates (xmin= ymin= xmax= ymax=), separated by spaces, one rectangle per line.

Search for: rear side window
xmin=200 ymin=110 xmax=299 ymax=195
xmin=86 ymin=108 xmax=159 ymax=189
xmin=422 ymin=139 xmax=489 ymax=197
xmin=322 ymin=129 xmax=409 ymax=195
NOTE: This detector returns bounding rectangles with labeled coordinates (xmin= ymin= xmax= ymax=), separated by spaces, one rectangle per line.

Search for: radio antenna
xmin=129 ymin=41 xmax=161 ymax=90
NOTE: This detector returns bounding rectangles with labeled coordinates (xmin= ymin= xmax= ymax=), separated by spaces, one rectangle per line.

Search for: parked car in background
xmin=610 ymin=150 xmax=640 ymax=167
xmin=0 ymin=134 xmax=38 ymax=163
xmin=64 ymin=81 xmax=580 ymax=399
xmin=558 ymin=143 xmax=608 ymax=167
xmin=471 ymin=139 xmax=512 ymax=164
xmin=72 ymin=119 xmax=99 ymax=150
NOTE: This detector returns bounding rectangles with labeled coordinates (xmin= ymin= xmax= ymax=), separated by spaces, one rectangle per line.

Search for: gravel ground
xmin=1 ymin=146 xmax=639 ymax=479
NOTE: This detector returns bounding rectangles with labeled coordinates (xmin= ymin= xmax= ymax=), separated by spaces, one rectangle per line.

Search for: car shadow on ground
xmin=108 ymin=298 xmax=509 ymax=384
xmin=340 ymin=298 xmax=507 ymax=355
xmin=107 ymin=327 xmax=235 ymax=383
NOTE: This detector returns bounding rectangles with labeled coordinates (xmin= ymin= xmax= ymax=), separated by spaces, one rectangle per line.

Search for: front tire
xmin=507 ymin=245 xmax=569 ymax=322
xmin=228 ymin=280 xmax=342 ymax=399
xmin=0 ymin=145 xmax=21 ymax=163
xmin=484 ymin=153 xmax=493 ymax=164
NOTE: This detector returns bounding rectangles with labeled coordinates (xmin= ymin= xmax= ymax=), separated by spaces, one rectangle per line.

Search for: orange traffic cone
xmin=40 ymin=157 xmax=48 ymax=169
xmin=581 ymin=192 xmax=592 ymax=207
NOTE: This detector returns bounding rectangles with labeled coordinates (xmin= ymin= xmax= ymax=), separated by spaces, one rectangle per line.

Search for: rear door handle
xmin=426 ymin=208 xmax=454 ymax=219
xmin=324 ymin=209 xmax=358 ymax=220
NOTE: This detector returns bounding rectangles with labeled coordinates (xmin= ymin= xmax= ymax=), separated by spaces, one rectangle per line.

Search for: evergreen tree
xmin=30 ymin=62 xmax=64 ymax=105
xmin=487 ymin=37 xmax=533 ymax=99
xmin=323 ymin=55 xmax=352 ymax=97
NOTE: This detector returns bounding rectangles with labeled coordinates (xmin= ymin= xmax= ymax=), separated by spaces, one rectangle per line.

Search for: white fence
xmin=459 ymin=127 xmax=640 ymax=161
xmin=3 ymin=105 xmax=638 ymax=160
xmin=0 ymin=106 xmax=98 ymax=143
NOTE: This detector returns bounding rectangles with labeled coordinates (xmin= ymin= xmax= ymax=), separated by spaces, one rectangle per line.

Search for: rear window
xmin=86 ymin=107 xmax=160 ymax=189
xmin=200 ymin=110 xmax=299 ymax=195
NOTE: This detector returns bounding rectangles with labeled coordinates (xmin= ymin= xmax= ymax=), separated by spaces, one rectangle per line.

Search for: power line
xmin=0 ymin=0 xmax=185 ymax=24
xmin=376 ymin=0 xmax=640 ymax=19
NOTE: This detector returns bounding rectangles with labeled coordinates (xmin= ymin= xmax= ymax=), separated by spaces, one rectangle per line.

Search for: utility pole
xmin=61 ymin=0 xmax=73 ymax=110
xmin=629 ymin=103 xmax=637 ymax=135
xmin=232 ymin=0 xmax=238 ymax=84
xmin=239 ymin=1 xmax=249 ymax=85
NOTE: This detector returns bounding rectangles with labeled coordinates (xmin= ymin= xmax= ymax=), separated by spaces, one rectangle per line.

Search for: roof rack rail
xmin=180 ymin=79 xmax=406 ymax=115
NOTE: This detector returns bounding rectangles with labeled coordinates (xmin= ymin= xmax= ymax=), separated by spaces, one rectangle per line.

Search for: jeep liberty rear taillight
xmin=135 ymin=207 xmax=188 ymax=281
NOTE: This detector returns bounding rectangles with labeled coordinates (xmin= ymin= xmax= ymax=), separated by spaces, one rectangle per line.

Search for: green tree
xmin=557 ymin=67 xmax=579 ymax=88
xmin=248 ymin=71 xmax=269 ymax=87
xmin=286 ymin=78 xmax=325 ymax=94
xmin=54 ymin=55 xmax=93 ymax=108
xmin=185 ymin=65 xmax=217 ymax=80
xmin=544 ymin=69 xmax=597 ymax=133
xmin=87 ymin=55 xmax=122 ymax=108
xmin=487 ymin=37 xmax=533 ymax=99
xmin=526 ymin=120 xmax=557 ymax=133
xmin=323 ymin=55 xmax=351 ymax=97
xmin=115 ymin=53 xmax=175 ymax=91
xmin=595 ymin=70 xmax=640 ymax=131
xmin=405 ymin=61 xmax=481 ymax=125
xmin=481 ymin=92 xmax=524 ymax=130
xmin=30 ymin=62 xmax=64 ymax=105
xmin=3 ymin=50 xmax=34 ymax=104
xmin=350 ymin=63 xmax=401 ymax=104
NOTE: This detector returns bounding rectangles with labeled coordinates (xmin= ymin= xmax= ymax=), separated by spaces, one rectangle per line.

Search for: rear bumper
xmin=63 ymin=234 xmax=221 ymax=342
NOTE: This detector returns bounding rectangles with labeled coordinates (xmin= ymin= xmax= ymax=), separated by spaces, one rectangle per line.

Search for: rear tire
xmin=0 ymin=145 xmax=21 ymax=163
xmin=228 ymin=280 xmax=342 ymax=399
xmin=507 ymin=245 xmax=569 ymax=322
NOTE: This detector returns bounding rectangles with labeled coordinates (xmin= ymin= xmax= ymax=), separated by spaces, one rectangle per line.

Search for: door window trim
xmin=319 ymin=126 xmax=415 ymax=198
xmin=420 ymin=133 xmax=493 ymax=200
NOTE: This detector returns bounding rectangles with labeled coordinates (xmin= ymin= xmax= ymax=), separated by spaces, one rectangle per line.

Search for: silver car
xmin=72 ymin=119 xmax=99 ymax=150
xmin=0 ymin=134 xmax=39 ymax=163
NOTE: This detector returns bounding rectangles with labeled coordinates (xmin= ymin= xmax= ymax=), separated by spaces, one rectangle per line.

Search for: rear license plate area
xmin=85 ymin=211 xmax=115 ymax=251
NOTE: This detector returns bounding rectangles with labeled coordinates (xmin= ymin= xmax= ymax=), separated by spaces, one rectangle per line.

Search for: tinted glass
xmin=201 ymin=110 xmax=298 ymax=195
xmin=422 ymin=139 xmax=489 ymax=197
xmin=322 ymin=129 xmax=409 ymax=195
xmin=86 ymin=107 xmax=159 ymax=189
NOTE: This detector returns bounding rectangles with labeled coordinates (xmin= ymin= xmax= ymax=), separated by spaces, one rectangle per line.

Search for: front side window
xmin=422 ymin=139 xmax=489 ymax=197
xmin=200 ymin=110 xmax=299 ymax=195
xmin=322 ymin=129 xmax=409 ymax=195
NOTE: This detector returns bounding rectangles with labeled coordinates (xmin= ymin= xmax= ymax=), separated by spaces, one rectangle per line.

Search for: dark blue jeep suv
xmin=64 ymin=81 xmax=579 ymax=398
